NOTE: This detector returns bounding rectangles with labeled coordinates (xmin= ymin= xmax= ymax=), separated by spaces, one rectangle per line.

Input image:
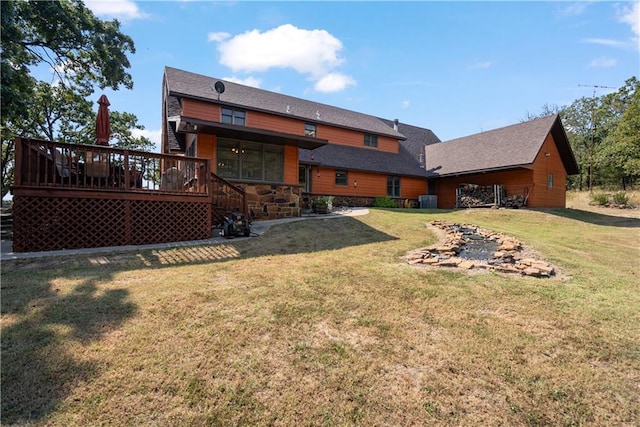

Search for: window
xmin=387 ymin=176 xmax=401 ymax=197
xmin=364 ymin=133 xmax=378 ymax=148
xmin=335 ymin=170 xmax=348 ymax=186
xmin=547 ymin=173 xmax=554 ymax=189
xmin=216 ymin=139 xmax=283 ymax=182
xmin=304 ymin=123 xmax=317 ymax=138
xmin=221 ymin=107 xmax=245 ymax=126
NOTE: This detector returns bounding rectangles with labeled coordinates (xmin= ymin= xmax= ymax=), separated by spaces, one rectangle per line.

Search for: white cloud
xmin=616 ymin=2 xmax=640 ymax=47
xmin=85 ymin=0 xmax=147 ymax=21
xmin=222 ymin=76 xmax=262 ymax=88
xmin=208 ymin=32 xmax=230 ymax=43
xmin=132 ymin=128 xmax=161 ymax=152
xmin=469 ymin=61 xmax=492 ymax=70
xmin=213 ymin=24 xmax=356 ymax=93
xmin=581 ymin=38 xmax=627 ymax=48
xmin=589 ymin=57 xmax=617 ymax=68
xmin=555 ymin=1 xmax=590 ymax=17
xmin=402 ymin=100 xmax=410 ymax=109
xmin=313 ymin=73 xmax=356 ymax=93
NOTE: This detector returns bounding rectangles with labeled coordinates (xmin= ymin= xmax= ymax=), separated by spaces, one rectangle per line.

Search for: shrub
xmin=590 ymin=192 xmax=609 ymax=206
xmin=612 ymin=191 xmax=629 ymax=205
xmin=373 ymin=196 xmax=398 ymax=208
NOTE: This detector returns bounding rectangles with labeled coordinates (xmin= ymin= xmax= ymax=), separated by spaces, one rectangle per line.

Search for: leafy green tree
xmin=1 ymin=0 xmax=136 ymax=199
xmin=108 ymin=111 xmax=154 ymax=151
xmin=599 ymin=78 xmax=640 ymax=189
xmin=561 ymin=96 xmax=599 ymax=190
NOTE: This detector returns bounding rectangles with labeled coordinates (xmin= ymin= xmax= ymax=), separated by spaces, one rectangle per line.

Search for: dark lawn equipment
xmin=220 ymin=211 xmax=252 ymax=238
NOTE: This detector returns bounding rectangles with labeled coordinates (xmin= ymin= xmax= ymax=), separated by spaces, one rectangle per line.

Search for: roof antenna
xmin=213 ymin=81 xmax=225 ymax=100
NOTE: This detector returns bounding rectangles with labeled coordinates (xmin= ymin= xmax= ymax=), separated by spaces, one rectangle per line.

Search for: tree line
xmin=529 ymin=77 xmax=639 ymax=191
xmin=1 ymin=1 xmax=639 ymax=201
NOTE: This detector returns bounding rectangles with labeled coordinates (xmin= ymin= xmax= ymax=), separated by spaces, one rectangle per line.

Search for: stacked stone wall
xmin=238 ymin=183 xmax=301 ymax=220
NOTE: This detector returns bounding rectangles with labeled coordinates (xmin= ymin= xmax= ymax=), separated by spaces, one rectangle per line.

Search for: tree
xmin=523 ymin=103 xmax=561 ymax=121
xmin=561 ymin=96 xmax=600 ymax=190
xmin=108 ymin=111 xmax=154 ymax=152
xmin=599 ymin=78 xmax=640 ymax=189
xmin=1 ymin=0 xmax=136 ymax=199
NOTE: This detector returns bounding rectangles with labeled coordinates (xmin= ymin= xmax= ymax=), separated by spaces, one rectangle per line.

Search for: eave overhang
xmin=174 ymin=116 xmax=328 ymax=150
xmin=426 ymin=164 xmax=534 ymax=179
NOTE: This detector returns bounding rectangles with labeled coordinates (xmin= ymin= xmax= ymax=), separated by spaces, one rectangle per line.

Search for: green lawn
xmin=2 ymin=206 xmax=639 ymax=426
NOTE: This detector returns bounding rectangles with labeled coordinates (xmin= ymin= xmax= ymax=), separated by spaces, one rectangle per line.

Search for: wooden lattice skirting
xmin=12 ymin=194 xmax=212 ymax=252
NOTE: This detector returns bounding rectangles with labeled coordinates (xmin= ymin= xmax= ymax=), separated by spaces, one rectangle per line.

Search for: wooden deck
xmin=11 ymin=137 xmax=247 ymax=252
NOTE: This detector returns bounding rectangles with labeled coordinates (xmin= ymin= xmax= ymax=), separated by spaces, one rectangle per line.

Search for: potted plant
xmin=312 ymin=195 xmax=333 ymax=214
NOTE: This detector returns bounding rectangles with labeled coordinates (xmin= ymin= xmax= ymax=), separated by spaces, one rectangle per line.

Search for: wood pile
xmin=456 ymin=184 xmax=502 ymax=207
xmin=503 ymin=194 xmax=525 ymax=208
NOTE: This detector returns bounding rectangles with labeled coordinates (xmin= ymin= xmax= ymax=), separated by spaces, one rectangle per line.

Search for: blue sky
xmin=80 ymin=1 xmax=639 ymax=150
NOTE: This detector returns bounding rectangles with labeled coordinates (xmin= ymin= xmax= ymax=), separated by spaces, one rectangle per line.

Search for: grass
xmin=2 ymin=199 xmax=639 ymax=426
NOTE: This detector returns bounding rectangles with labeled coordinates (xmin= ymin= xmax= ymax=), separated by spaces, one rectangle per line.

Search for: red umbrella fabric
xmin=95 ymin=94 xmax=111 ymax=146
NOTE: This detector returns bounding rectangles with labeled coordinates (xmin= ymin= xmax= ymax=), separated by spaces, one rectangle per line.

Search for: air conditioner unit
xmin=419 ymin=195 xmax=437 ymax=209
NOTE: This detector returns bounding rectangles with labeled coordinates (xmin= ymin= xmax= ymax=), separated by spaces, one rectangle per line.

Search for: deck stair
xmin=210 ymin=172 xmax=248 ymax=228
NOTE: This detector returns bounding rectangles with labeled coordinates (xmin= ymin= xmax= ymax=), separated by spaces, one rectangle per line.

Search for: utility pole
xmin=578 ymin=84 xmax=616 ymax=191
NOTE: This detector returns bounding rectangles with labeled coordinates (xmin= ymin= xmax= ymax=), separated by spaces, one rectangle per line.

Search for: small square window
xmin=305 ymin=123 xmax=317 ymax=138
xmin=364 ymin=133 xmax=378 ymax=147
xmin=335 ymin=170 xmax=348 ymax=186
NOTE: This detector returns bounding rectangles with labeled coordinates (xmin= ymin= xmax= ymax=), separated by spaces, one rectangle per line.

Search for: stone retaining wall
xmin=239 ymin=184 xmax=301 ymax=220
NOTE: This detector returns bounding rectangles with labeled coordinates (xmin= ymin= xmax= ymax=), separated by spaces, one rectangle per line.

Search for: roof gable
xmin=425 ymin=114 xmax=578 ymax=177
xmin=164 ymin=66 xmax=404 ymax=140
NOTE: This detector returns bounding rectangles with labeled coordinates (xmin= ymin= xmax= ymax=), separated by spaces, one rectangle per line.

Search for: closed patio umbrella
xmin=95 ymin=94 xmax=111 ymax=146
xmin=86 ymin=95 xmax=112 ymax=182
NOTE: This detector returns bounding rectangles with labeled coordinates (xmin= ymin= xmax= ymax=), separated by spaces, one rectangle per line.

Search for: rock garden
xmin=405 ymin=220 xmax=558 ymax=278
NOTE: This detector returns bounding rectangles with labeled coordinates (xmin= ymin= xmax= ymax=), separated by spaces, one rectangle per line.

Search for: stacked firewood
xmin=456 ymin=184 xmax=495 ymax=207
xmin=503 ymin=194 xmax=525 ymax=208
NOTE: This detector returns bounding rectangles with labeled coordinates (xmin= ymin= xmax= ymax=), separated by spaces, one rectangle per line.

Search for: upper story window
xmin=305 ymin=123 xmax=317 ymax=138
xmin=547 ymin=173 xmax=554 ymax=189
xmin=364 ymin=133 xmax=378 ymax=148
xmin=221 ymin=107 xmax=245 ymax=126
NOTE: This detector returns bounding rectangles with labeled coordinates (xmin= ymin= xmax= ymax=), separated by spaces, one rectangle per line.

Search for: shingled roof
xmin=380 ymin=119 xmax=441 ymax=165
xmin=300 ymin=142 xmax=428 ymax=178
xmin=164 ymin=67 xmax=405 ymax=140
xmin=425 ymin=114 xmax=579 ymax=177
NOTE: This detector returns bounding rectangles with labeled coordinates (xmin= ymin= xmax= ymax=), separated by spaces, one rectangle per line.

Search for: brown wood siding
xmin=284 ymin=145 xmax=299 ymax=185
xmin=182 ymin=99 xmax=220 ymax=122
xmin=401 ymin=176 xmax=428 ymax=199
xmin=528 ymin=133 xmax=567 ymax=208
xmin=312 ymin=168 xmax=384 ymax=196
xmin=433 ymin=169 xmax=535 ymax=209
xmin=246 ymin=110 xmax=302 ymax=135
xmin=196 ymin=134 xmax=216 ymax=167
xmin=318 ymin=126 xmax=399 ymax=153
xmin=313 ymin=168 xmax=425 ymax=198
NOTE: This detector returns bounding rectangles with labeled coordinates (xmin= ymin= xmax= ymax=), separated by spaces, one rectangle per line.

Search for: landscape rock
xmin=405 ymin=220 xmax=558 ymax=279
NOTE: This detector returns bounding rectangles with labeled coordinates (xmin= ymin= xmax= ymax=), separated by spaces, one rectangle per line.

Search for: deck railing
xmin=14 ymin=137 xmax=210 ymax=195
xmin=210 ymin=172 xmax=248 ymax=226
